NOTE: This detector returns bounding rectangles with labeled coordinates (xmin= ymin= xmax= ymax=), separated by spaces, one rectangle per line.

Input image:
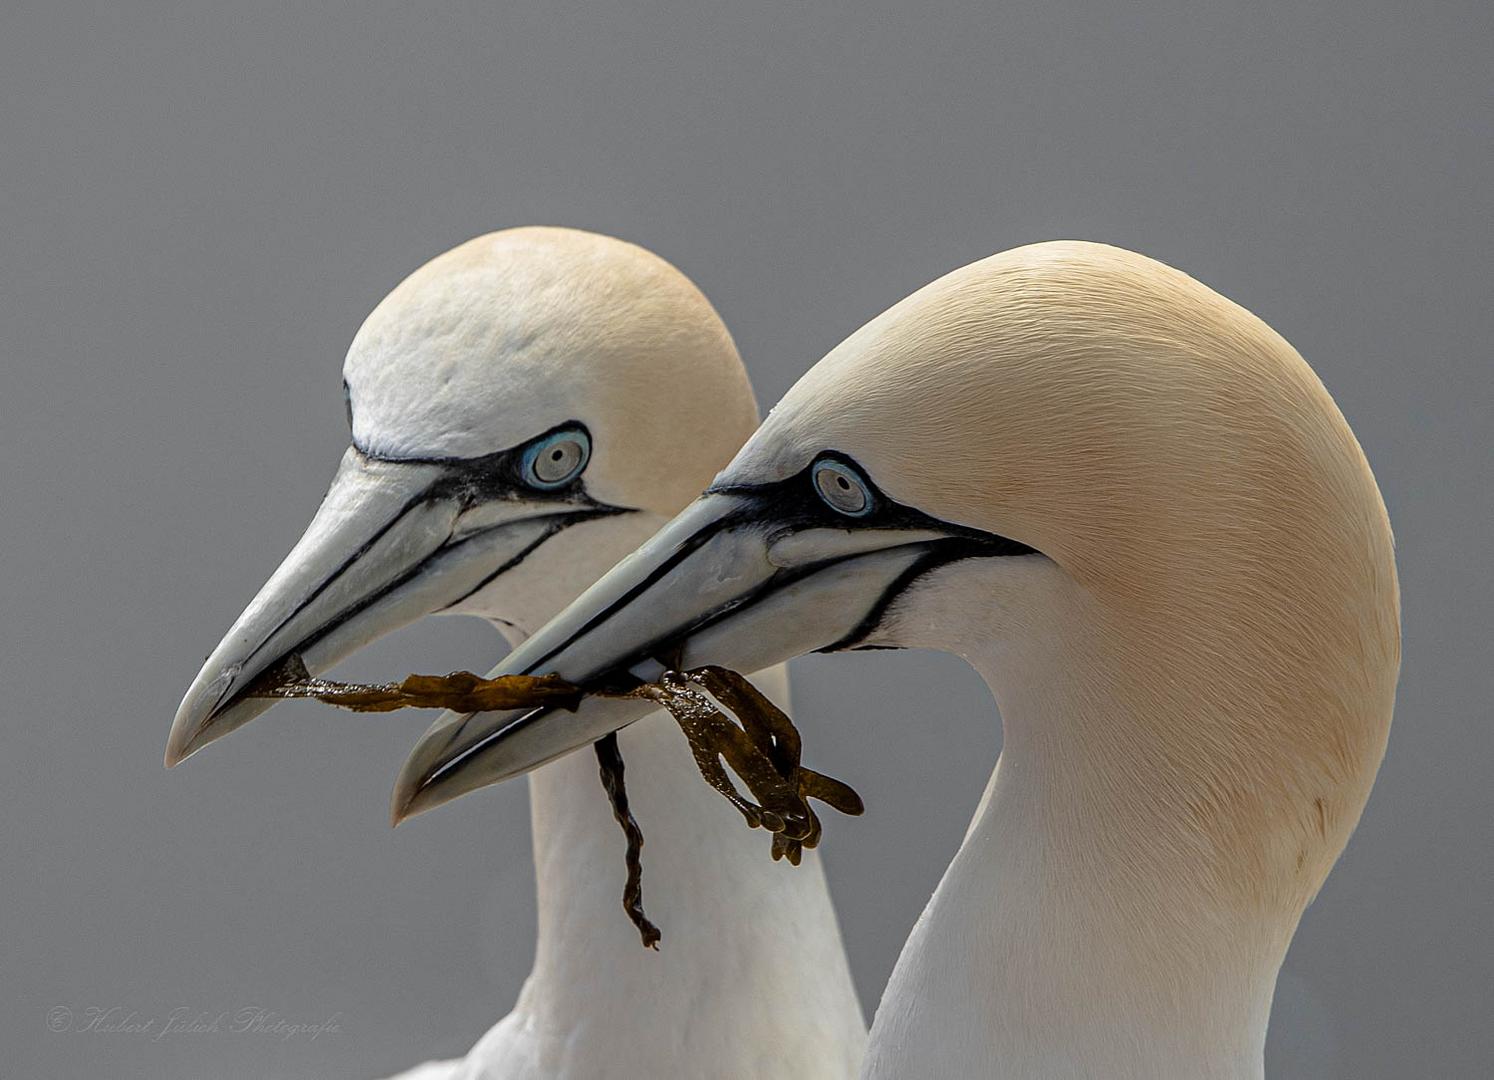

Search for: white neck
xmin=449 ymin=664 xmax=866 ymax=1080
xmin=865 ymin=566 xmax=1294 ymax=1080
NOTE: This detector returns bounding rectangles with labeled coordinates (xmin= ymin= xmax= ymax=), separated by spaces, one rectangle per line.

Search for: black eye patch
xmin=707 ymin=450 xmax=1026 ymax=546
xmin=356 ymin=421 xmax=608 ymax=510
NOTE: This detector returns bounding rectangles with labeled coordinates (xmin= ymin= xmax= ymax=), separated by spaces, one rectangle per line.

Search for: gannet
xmin=391 ymin=241 xmax=1400 ymax=1079
xmin=166 ymin=227 xmax=866 ymax=1079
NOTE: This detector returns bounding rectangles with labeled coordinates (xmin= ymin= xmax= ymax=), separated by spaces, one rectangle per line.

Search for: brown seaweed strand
xmin=684 ymin=666 xmax=864 ymax=863
xmin=654 ymin=674 xmax=813 ymax=837
xmin=247 ymin=659 xmax=865 ymax=868
xmin=593 ymin=733 xmax=661 ymax=950
xmin=797 ymin=767 xmax=865 ymax=817
xmin=687 ymin=666 xmax=801 ymax=776
xmin=629 ymin=681 xmax=766 ymax=828
xmin=679 ymin=667 xmax=809 ymax=862
xmin=246 ymin=656 xmax=583 ymax=714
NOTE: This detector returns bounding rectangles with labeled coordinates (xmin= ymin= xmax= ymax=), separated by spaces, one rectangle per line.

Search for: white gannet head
xmin=167 ymin=227 xmax=757 ymax=766
xmin=395 ymin=241 xmax=1399 ymax=910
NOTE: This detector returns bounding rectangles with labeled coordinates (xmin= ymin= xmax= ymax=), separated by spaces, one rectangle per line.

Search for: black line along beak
xmin=391 ymin=477 xmax=1033 ymax=823
xmin=166 ymin=446 xmax=628 ymax=767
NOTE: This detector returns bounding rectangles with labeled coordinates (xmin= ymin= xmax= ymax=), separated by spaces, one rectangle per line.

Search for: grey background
xmin=4 ymin=2 xmax=1489 ymax=1078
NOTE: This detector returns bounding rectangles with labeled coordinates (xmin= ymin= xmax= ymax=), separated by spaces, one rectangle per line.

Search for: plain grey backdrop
xmin=4 ymin=2 xmax=1489 ymax=1078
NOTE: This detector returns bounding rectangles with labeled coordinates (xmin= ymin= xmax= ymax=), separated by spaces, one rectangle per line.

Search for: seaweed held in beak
xmin=249 ymin=659 xmax=863 ymax=945
xmin=247 ymin=653 xmax=584 ymax=714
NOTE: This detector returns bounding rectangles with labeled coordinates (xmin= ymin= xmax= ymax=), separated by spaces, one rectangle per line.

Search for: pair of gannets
xmin=171 ymin=228 xmax=1398 ymax=1079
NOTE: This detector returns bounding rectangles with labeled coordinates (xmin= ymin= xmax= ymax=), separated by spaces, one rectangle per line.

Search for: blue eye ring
xmin=521 ymin=428 xmax=591 ymax=490
xmin=812 ymin=458 xmax=873 ymax=517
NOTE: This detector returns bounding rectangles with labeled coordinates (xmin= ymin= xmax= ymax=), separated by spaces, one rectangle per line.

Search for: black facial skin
xmin=213 ymin=420 xmax=633 ymax=719
xmin=415 ymin=452 xmax=1043 ymax=797
xmin=355 ymin=420 xmax=607 ymax=507
xmin=714 ymin=451 xmax=1039 ymax=651
xmin=517 ymin=451 xmax=1038 ymax=688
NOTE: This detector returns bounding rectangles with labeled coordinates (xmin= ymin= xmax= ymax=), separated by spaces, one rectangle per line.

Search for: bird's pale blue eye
xmin=522 ymin=429 xmax=591 ymax=489
xmin=812 ymin=459 xmax=872 ymax=516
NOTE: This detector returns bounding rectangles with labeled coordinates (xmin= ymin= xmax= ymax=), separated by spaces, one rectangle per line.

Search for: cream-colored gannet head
xmin=396 ymin=241 xmax=1398 ymax=909
xmin=167 ymin=227 xmax=757 ymax=766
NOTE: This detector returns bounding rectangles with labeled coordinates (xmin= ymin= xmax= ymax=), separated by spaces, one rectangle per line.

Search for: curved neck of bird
xmin=866 ymin=559 xmax=1365 ymax=1080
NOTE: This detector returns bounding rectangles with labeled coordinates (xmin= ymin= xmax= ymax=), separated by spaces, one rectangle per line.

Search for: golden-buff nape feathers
xmin=753 ymin=241 xmax=1399 ymax=910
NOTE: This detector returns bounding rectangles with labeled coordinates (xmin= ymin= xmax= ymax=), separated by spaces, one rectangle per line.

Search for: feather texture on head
xmin=347 ymin=226 xmax=759 ymax=515
xmin=736 ymin=241 xmax=1399 ymax=909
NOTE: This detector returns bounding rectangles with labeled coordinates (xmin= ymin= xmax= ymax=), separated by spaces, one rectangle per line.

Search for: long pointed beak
xmin=391 ymin=490 xmax=990 ymax=822
xmin=167 ymin=447 xmax=624 ymax=767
